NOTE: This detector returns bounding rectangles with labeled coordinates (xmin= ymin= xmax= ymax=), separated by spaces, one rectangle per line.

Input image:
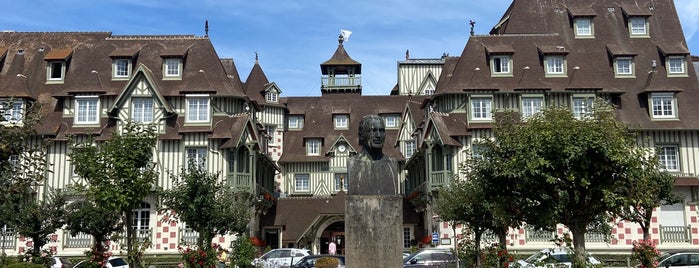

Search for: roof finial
xmin=338 ymin=34 xmax=344 ymax=45
xmin=469 ymin=20 xmax=476 ymax=36
xmin=406 ymin=50 xmax=410 ymax=60
xmin=255 ymin=52 xmax=258 ymax=62
xmin=205 ymin=20 xmax=209 ymax=37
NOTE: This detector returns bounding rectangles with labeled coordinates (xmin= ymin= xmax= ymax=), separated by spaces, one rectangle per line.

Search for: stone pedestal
xmin=345 ymin=195 xmax=403 ymax=268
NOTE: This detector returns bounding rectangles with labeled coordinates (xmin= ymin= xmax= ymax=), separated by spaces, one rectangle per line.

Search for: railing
xmin=429 ymin=171 xmax=453 ymax=189
xmin=180 ymin=228 xmax=199 ymax=246
xmin=526 ymin=228 xmax=555 ymax=243
xmin=64 ymin=232 xmax=92 ymax=248
xmin=228 ymin=173 xmax=252 ymax=192
xmin=321 ymin=76 xmax=361 ymax=87
xmin=1 ymin=226 xmax=15 ymax=249
xmin=660 ymin=225 xmax=691 ymax=243
xmin=584 ymin=232 xmax=607 ymax=243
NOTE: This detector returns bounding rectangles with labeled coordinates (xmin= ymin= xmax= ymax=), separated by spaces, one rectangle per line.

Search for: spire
xmin=205 ymin=20 xmax=209 ymax=37
xmin=406 ymin=50 xmax=410 ymax=60
xmin=255 ymin=51 xmax=259 ymax=62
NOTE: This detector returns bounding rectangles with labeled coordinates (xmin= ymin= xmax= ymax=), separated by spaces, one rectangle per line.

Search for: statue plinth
xmin=345 ymin=195 xmax=403 ymax=268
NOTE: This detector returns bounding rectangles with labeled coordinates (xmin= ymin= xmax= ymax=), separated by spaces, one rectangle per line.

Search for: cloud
xmin=675 ymin=0 xmax=699 ymax=41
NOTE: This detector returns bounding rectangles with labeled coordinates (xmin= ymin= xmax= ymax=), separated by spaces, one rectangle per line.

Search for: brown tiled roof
xmin=279 ymin=95 xmax=410 ymax=163
xmin=428 ymin=112 xmax=464 ymax=147
xmin=442 ymin=0 xmax=699 ymax=129
xmin=320 ymin=41 xmax=361 ymax=75
xmin=244 ymin=61 xmax=270 ymax=104
xmin=44 ymin=48 xmax=73 ymax=60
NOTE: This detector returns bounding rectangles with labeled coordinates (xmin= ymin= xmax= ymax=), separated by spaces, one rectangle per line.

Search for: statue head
xmin=358 ymin=115 xmax=385 ymax=159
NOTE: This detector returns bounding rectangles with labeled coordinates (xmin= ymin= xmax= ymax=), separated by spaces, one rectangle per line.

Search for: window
xmin=405 ymin=140 xmax=416 ymax=158
xmin=186 ymin=147 xmax=207 ymax=170
xmin=228 ymin=148 xmax=249 ymax=173
xmin=572 ymin=96 xmax=594 ymax=119
xmin=545 ymin=55 xmax=566 ymax=76
xmin=574 ymin=17 xmax=593 ymax=38
xmin=615 ymin=57 xmax=634 ymax=77
xmin=306 ymin=139 xmax=321 ymax=156
xmin=266 ymin=91 xmax=278 ymax=103
xmin=266 ymin=125 xmax=276 ymax=145
xmin=423 ymin=85 xmax=435 ymax=95
xmin=186 ymin=96 xmax=210 ymax=123
xmin=384 ymin=114 xmax=400 ymax=128
xmin=491 ymin=55 xmax=512 ymax=76
xmin=2 ymin=100 xmax=24 ymax=123
xmin=403 ymin=227 xmax=413 ymax=248
xmin=131 ymin=202 xmax=151 ymax=232
xmin=8 ymin=155 xmax=18 ymax=170
xmin=75 ymin=96 xmax=99 ymax=124
xmin=650 ymin=93 xmax=676 ymax=119
xmin=658 ymin=145 xmax=679 ymax=172
xmin=521 ymin=96 xmax=544 ymax=119
xmin=47 ymin=61 xmax=65 ymax=82
xmin=131 ymin=98 xmax=153 ymax=123
xmin=471 ymin=144 xmax=485 ymax=159
xmin=164 ymin=58 xmax=182 ymax=78
xmin=295 ymin=174 xmax=310 ymax=192
xmin=470 ymin=97 xmax=492 ymax=121
xmin=629 ymin=17 xmax=648 ymax=36
xmin=335 ymin=173 xmax=347 ymax=192
xmin=113 ymin=59 xmax=131 ymax=79
xmin=288 ymin=116 xmax=304 ymax=130
xmin=667 ymin=56 xmax=687 ymax=76
xmin=334 ymin=114 xmax=348 ymax=129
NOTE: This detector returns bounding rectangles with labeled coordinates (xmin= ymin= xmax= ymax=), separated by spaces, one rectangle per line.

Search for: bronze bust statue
xmin=347 ymin=115 xmax=399 ymax=195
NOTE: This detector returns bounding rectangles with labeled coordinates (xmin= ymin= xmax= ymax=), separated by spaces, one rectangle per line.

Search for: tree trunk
xmin=496 ymin=226 xmax=507 ymax=250
xmin=642 ymin=211 xmax=652 ymax=241
xmin=125 ymin=213 xmax=137 ymax=267
xmin=569 ymin=227 xmax=587 ymax=268
xmin=474 ymin=229 xmax=483 ymax=268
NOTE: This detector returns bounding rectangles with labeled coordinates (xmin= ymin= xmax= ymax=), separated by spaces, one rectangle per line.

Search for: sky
xmin=1 ymin=0 xmax=697 ymax=97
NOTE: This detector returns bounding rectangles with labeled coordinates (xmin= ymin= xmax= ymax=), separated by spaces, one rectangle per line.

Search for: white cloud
xmin=676 ymin=0 xmax=699 ymax=43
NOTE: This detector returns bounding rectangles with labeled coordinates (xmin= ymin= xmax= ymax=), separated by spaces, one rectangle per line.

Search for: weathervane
xmin=469 ymin=20 xmax=476 ymax=36
xmin=205 ymin=20 xmax=209 ymax=37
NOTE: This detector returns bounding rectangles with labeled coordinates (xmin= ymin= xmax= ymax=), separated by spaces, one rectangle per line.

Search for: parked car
xmin=73 ymin=256 xmax=129 ymax=268
xmin=517 ymin=248 xmax=600 ymax=268
xmin=50 ymin=256 xmax=74 ymax=268
xmin=655 ymin=251 xmax=699 ymax=267
xmin=403 ymin=248 xmax=458 ymax=267
xmin=290 ymin=254 xmax=345 ymax=268
xmin=252 ymin=248 xmax=311 ymax=268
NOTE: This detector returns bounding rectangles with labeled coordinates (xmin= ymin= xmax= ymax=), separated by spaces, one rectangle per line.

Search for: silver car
xmin=252 ymin=248 xmax=311 ymax=268
xmin=403 ymin=248 xmax=458 ymax=267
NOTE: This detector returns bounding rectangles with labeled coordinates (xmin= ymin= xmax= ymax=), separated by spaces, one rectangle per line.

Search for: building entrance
xmin=320 ymin=221 xmax=344 ymax=255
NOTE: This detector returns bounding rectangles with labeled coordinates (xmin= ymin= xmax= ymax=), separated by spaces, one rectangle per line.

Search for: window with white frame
xmin=629 ymin=17 xmax=648 ymax=36
xmin=574 ymin=17 xmax=593 ymax=38
xmin=615 ymin=57 xmax=634 ymax=76
xmin=384 ymin=114 xmax=400 ymax=128
xmin=186 ymin=96 xmax=210 ymax=123
xmin=335 ymin=173 xmax=348 ymax=192
xmin=2 ymin=100 xmax=24 ymax=123
xmin=490 ymin=55 xmax=512 ymax=76
xmin=471 ymin=144 xmax=485 ymax=159
xmin=186 ymin=147 xmax=207 ymax=170
xmin=266 ymin=125 xmax=276 ymax=145
xmin=131 ymin=202 xmax=151 ymax=233
xmin=521 ymin=96 xmax=544 ymax=119
xmin=423 ymin=85 xmax=435 ymax=95
xmin=288 ymin=116 xmax=304 ymax=130
xmin=470 ymin=96 xmax=492 ymax=121
xmin=650 ymin=93 xmax=676 ymax=119
xmin=545 ymin=55 xmax=566 ymax=76
xmin=164 ymin=58 xmax=182 ymax=78
xmin=405 ymin=140 xmax=416 ymax=158
xmin=572 ymin=96 xmax=595 ymax=119
xmin=306 ymin=139 xmax=321 ymax=156
xmin=295 ymin=174 xmax=310 ymax=192
xmin=658 ymin=145 xmax=679 ymax=172
xmin=667 ymin=56 xmax=687 ymax=76
xmin=131 ymin=98 xmax=153 ymax=123
xmin=113 ymin=59 xmax=131 ymax=79
xmin=266 ymin=91 xmax=278 ymax=103
xmin=75 ymin=96 xmax=99 ymax=124
xmin=47 ymin=61 xmax=65 ymax=82
xmin=334 ymin=114 xmax=348 ymax=129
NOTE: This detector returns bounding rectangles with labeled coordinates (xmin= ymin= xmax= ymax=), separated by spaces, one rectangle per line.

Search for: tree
xmin=13 ymin=190 xmax=67 ymax=261
xmin=68 ymin=122 xmax=158 ymax=267
xmin=475 ymin=101 xmax=654 ymax=266
xmin=160 ymin=162 xmax=253 ymax=250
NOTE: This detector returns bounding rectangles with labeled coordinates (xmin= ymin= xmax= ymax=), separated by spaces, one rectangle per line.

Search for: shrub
xmin=315 ymin=257 xmax=340 ymax=268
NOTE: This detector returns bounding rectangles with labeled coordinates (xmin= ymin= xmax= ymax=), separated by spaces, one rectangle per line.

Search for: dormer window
xmin=614 ymin=57 xmax=635 ymax=77
xmin=112 ymin=59 xmax=132 ymax=79
xmin=75 ymin=96 xmax=100 ymax=125
xmin=266 ymin=91 xmax=278 ymax=103
xmin=164 ymin=58 xmax=182 ymax=79
xmin=306 ymin=139 xmax=321 ymax=156
xmin=47 ymin=61 xmax=65 ymax=82
xmin=574 ymin=17 xmax=594 ymax=38
xmin=666 ymin=56 xmax=687 ymax=77
xmin=650 ymin=93 xmax=677 ymax=120
xmin=185 ymin=95 xmax=210 ymax=123
xmin=629 ymin=17 xmax=648 ymax=37
xmin=2 ymin=100 xmax=24 ymax=124
xmin=334 ymin=114 xmax=349 ymax=129
xmin=383 ymin=114 xmax=400 ymax=128
xmin=545 ymin=55 xmax=566 ymax=76
xmin=289 ymin=115 xmax=304 ymax=130
xmin=490 ymin=55 xmax=513 ymax=76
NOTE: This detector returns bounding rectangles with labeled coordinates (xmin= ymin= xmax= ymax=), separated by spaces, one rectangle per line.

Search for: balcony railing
xmin=585 ymin=232 xmax=607 ymax=243
xmin=64 ymin=232 xmax=92 ymax=248
xmin=180 ymin=228 xmax=200 ymax=246
xmin=429 ymin=171 xmax=453 ymax=189
xmin=1 ymin=226 xmax=15 ymax=250
xmin=660 ymin=225 xmax=691 ymax=243
xmin=321 ymin=76 xmax=361 ymax=88
xmin=228 ymin=173 xmax=252 ymax=192
xmin=526 ymin=228 xmax=555 ymax=243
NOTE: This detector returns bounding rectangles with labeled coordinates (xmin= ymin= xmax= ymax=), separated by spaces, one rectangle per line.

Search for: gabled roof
xmin=423 ymin=112 xmax=468 ymax=147
xmin=108 ymin=64 xmax=175 ymax=116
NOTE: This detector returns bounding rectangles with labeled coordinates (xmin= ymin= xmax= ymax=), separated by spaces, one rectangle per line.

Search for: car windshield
xmin=109 ymin=258 xmax=128 ymax=266
xmin=525 ymin=252 xmax=547 ymax=263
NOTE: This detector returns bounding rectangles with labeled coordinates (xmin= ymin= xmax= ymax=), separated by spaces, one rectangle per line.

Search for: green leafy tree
xmin=160 ymin=163 xmax=253 ymax=250
xmin=68 ymin=121 xmax=158 ymax=267
xmin=475 ymin=101 xmax=655 ymax=266
xmin=13 ymin=190 xmax=67 ymax=263
xmin=64 ymin=200 xmax=123 ymax=264
xmin=230 ymin=237 xmax=256 ymax=268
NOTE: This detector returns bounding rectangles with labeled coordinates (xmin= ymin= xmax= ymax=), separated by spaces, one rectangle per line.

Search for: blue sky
xmin=1 ymin=0 xmax=697 ymax=96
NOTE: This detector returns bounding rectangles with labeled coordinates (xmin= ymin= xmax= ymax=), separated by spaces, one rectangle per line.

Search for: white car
xmin=50 ymin=256 xmax=74 ymax=268
xmin=517 ymin=248 xmax=600 ymax=268
xmin=74 ymin=256 xmax=129 ymax=268
xmin=252 ymin=248 xmax=311 ymax=268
